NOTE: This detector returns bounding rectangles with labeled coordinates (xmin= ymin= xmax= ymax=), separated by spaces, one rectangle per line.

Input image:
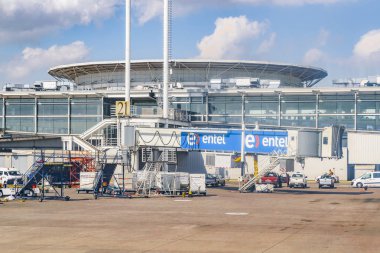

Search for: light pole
xmin=238 ymin=91 xmax=246 ymax=177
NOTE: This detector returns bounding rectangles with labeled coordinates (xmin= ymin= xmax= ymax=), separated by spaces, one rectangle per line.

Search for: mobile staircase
xmin=92 ymin=151 xmax=131 ymax=199
xmin=239 ymin=151 xmax=283 ymax=193
xmin=136 ymin=149 xmax=166 ymax=197
xmin=17 ymin=154 xmax=70 ymax=201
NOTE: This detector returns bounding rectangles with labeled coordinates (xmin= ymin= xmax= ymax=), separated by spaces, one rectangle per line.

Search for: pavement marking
xmin=225 ymin=212 xmax=249 ymax=216
xmin=174 ymin=199 xmax=192 ymax=202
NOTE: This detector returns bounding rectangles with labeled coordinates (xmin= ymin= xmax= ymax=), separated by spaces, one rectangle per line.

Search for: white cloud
xmin=134 ymin=0 xmax=347 ymax=24
xmin=5 ymin=41 xmax=89 ymax=81
xmin=0 ymin=0 xmax=120 ymax=42
xmin=353 ymin=29 xmax=380 ymax=59
xmin=257 ymin=33 xmax=276 ymax=54
xmin=303 ymin=48 xmax=324 ymax=65
xmin=197 ymin=16 xmax=268 ymax=59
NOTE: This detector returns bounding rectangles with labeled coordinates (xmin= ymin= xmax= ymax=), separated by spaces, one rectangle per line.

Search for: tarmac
xmin=0 ymin=183 xmax=379 ymax=253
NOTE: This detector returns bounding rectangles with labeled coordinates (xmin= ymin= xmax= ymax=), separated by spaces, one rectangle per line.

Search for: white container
xmin=79 ymin=172 xmax=97 ymax=191
xmin=189 ymin=174 xmax=206 ymax=195
xmin=156 ymin=172 xmax=175 ymax=192
xmin=175 ymin=172 xmax=189 ymax=190
xmin=113 ymin=173 xmax=137 ymax=191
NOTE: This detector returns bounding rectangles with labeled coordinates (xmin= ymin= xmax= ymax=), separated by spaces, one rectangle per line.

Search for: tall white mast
xmin=125 ymin=0 xmax=131 ymax=102
xmin=163 ymin=0 xmax=170 ymax=119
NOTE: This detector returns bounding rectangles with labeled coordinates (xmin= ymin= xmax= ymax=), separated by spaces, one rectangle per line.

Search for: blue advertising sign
xmin=181 ymin=130 xmax=288 ymax=154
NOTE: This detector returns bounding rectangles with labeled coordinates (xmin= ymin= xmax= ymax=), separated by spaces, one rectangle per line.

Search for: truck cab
xmin=0 ymin=167 xmax=23 ymax=185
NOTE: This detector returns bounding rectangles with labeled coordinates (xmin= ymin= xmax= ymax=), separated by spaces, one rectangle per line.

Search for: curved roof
xmin=48 ymin=59 xmax=328 ymax=87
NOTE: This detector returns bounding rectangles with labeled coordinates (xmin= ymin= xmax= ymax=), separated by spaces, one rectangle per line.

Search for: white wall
xmin=348 ymin=132 xmax=380 ymax=164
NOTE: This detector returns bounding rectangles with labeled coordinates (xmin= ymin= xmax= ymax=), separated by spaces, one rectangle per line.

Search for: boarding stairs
xmin=136 ymin=150 xmax=166 ymax=196
xmin=17 ymin=156 xmax=52 ymax=196
xmin=92 ymin=151 xmax=122 ymax=197
xmin=239 ymin=151 xmax=283 ymax=192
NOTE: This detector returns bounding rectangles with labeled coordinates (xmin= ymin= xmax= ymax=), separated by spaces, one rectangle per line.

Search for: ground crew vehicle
xmin=0 ymin=167 xmax=23 ymax=185
xmin=318 ymin=175 xmax=334 ymax=188
xmin=260 ymin=172 xmax=282 ymax=188
xmin=288 ymin=172 xmax=307 ymax=188
xmin=351 ymin=172 xmax=380 ymax=188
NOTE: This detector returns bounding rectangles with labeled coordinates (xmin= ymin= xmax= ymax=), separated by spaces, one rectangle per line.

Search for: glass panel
xmin=0 ymin=101 xmax=3 ymax=116
xmin=71 ymin=104 xmax=87 ymax=115
xmin=246 ymin=116 xmax=278 ymax=126
xmin=262 ymin=102 xmax=278 ymax=115
xmin=71 ymin=98 xmax=102 ymax=115
xmin=357 ymin=116 xmax=380 ymax=131
xmin=6 ymin=117 xmax=35 ymax=132
xmin=319 ymin=101 xmax=336 ymax=114
xmin=357 ymin=101 xmax=379 ymax=114
xmin=71 ymin=118 xmax=87 ymax=134
xmin=318 ymin=115 xmax=354 ymax=129
xmin=190 ymin=103 xmax=205 ymax=114
xmin=226 ymin=102 xmax=241 ymax=115
xmin=318 ymin=115 xmax=337 ymax=128
xmin=337 ymin=101 xmax=354 ymax=114
xmin=86 ymin=103 xmax=102 ymax=115
xmin=38 ymin=117 xmax=68 ymax=134
xmin=70 ymin=117 xmax=101 ymax=134
xmin=281 ymin=116 xmax=316 ymax=127
xmin=6 ymin=118 xmax=20 ymax=131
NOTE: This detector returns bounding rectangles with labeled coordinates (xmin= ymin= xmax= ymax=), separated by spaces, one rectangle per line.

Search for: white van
xmin=351 ymin=172 xmax=380 ymax=188
xmin=0 ymin=167 xmax=23 ymax=185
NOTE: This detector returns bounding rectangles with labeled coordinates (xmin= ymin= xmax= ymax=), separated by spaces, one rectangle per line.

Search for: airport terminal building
xmin=1 ymin=59 xmax=380 ymax=180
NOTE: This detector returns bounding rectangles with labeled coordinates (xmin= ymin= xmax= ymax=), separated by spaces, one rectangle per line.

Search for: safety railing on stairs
xmin=239 ymin=150 xmax=286 ymax=192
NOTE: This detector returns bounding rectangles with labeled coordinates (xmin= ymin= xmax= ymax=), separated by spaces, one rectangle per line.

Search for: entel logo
xmin=245 ymin=134 xmax=288 ymax=149
xmin=187 ymin=133 xmax=200 ymax=146
xmin=245 ymin=134 xmax=260 ymax=149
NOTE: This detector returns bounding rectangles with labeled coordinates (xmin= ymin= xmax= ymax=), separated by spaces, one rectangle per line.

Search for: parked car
xmin=351 ymin=172 xmax=380 ymax=188
xmin=316 ymin=173 xmax=339 ymax=183
xmin=318 ymin=175 xmax=334 ymax=188
xmin=206 ymin=174 xmax=217 ymax=187
xmin=215 ymin=175 xmax=225 ymax=186
xmin=0 ymin=167 xmax=23 ymax=185
xmin=288 ymin=172 xmax=307 ymax=188
xmin=260 ymin=172 xmax=282 ymax=188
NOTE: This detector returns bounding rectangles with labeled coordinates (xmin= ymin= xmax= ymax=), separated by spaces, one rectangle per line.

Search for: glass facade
xmin=1 ymin=91 xmax=380 ymax=135
xmin=1 ymin=97 xmax=102 ymax=134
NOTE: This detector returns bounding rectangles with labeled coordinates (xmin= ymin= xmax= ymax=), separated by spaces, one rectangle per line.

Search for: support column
xmin=34 ymin=97 xmax=37 ymax=134
xmin=354 ymin=92 xmax=358 ymax=130
xmin=125 ymin=0 xmax=131 ymax=103
xmin=240 ymin=94 xmax=246 ymax=176
xmin=163 ymin=0 xmax=170 ymax=120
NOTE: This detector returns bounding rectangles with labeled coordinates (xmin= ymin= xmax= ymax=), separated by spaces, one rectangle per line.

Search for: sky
xmin=0 ymin=0 xmax=380 ymax=86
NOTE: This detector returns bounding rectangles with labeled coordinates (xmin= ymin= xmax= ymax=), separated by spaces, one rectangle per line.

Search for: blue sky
xmin=0 ymin=0 xmax=379 ymax=86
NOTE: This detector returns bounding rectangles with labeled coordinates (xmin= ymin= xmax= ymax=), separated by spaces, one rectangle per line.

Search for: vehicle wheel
xmin=64 ymin=196 xmax=70 ymax=201
xmin=0 ymin=190 xmax=3 ymax=197
xmin=289 ymin=185 xmax=293 ymax=188
xmin=356 ymin=182 xmax=363 ymax=188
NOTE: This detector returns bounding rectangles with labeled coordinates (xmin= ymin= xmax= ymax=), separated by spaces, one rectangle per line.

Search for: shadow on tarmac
xmin=275 ymin=189 xmax=374 ymax=195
